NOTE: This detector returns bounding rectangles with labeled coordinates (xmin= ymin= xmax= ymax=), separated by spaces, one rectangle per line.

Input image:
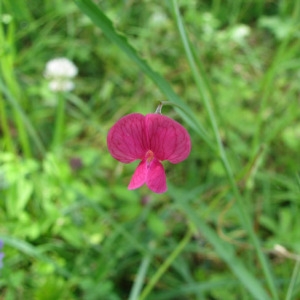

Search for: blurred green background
xmin=1 ymin=0 xmax=300 ymax=299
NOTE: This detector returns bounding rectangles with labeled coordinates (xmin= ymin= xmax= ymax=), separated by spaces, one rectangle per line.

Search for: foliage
xmin=1 ymin=0 xmax=300 ymax=299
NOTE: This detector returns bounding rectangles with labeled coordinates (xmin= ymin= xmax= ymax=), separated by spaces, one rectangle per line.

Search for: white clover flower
xmin=49 ymin=80 xmax=75 ymax=92
xmin=1 ymin=14 xmax=12 ymax=24
xmin=149 ymin=11 xmax=168 ymax=27
xmin=44 ymin=57 xmax=78 ymax=92
xmin=45 ymin=57 xmax=78 ymax=78
xmin=229 ymin=24 xmax=251 ymax=42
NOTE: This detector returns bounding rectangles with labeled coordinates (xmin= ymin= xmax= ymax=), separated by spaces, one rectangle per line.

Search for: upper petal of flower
xmin=146 ymin=158 xmax=167 ymax=193
xmin=145 ymin=114 xmax=191 ymax=163
xmin=107 ymin=113 xmax=148 ymax=163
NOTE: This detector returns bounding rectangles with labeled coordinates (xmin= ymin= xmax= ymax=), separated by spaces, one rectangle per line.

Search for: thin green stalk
xmin=0 ymin=94 xmax=14 ymax=153
xmin=13 ymin=108 xmax=31 ymax=157
xmin=139 ymin=227 xmax=192 ymax=300
xmin=128 ymin=243 xmax=154 ymax=300
xmin=51 ymin=93 xmax=66 ymax=149
xmin=285 ymin=259 xmax=300 ymax=300
xmin=170 ymin=1 xmax=278 ymax=299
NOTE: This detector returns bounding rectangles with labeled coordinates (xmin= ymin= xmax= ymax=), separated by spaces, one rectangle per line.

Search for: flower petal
xmin=128 ymin=160 xmax=147 ymax=190
xmin=145 ymin=114 xmax=191 ymax=163
xmin=146 ymin=159 xmax=167 ymax=193
xmin=107 ymin=113 xmax=148 ymax=163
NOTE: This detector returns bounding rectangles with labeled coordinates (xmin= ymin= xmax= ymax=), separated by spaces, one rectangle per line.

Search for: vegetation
xmin=1 ymin=0 xmax=300 ymax=299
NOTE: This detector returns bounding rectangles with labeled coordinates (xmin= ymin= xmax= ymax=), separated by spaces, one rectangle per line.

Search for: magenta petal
xmin=145 ymin=114 xmax=191 ymax=163
xmin=107 ymin=113 xmax=148 ymax=163
xmin=146 ymin=159 xmax=167 ymax=193
xmin=128 ymin=160 xmax=146 ymax=190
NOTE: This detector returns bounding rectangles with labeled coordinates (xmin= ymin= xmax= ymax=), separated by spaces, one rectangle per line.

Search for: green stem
xmin=0 ymin=95 xmax=14 ymax=153
xmin=51 ymin=93 xmax=66 ymax=149
xmin=155 ymin=100 xmax=187 ymax=114
xmin=171 ymin=1 xmax=278 ymax=299
xmin=139 ymin=227 xmax=192 ymax=300
xmin=285 ymin=259 xmax=300 ymax=300
xmin=14 ymin=108 xmax=31 ymax=157
xmin=128 ymin=243 xmax=154 ymax=300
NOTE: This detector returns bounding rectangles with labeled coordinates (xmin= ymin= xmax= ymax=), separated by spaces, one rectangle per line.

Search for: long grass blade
xmin=128 ymin=245 xmax=153 ymax=300
xmin=285 ymin=259 xmax=300 ymax=300
xmin=73 ymin=0 xmax=214 ymax=149
xmin=170 ymin=0 xmax=278 ymax=298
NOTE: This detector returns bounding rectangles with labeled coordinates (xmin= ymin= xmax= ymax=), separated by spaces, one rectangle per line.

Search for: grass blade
xmin=73 ymin=0 xmax=214 ymax=149
xmin=0 ymin=78 xmax=45 ymax=155
xmin=170 ymin=0 xmax=278 ymax=298
xmin=285 ymin=259 xmax=300 ymax=300
xmin=177 ymin=201 xmax=271 ymax=300
xmin=128 ymin=245 xmax=153 ymax=300
xmin=0 ymin=235 xmax=70 ymax=278
xmin=139 ymin=228 xmax=192 ymax=300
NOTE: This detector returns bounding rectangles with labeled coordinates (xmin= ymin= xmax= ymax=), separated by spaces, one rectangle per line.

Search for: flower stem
xmin=51 ymin=93 xmax=66 ymax=149
xmin=154 ymin=103 xmax=163 ymax=114
xmin=156 ymin=101 xmax=185 ymax=113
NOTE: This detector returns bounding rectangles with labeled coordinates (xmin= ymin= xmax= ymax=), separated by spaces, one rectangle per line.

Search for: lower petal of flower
xmin=128 ymin=159 xmax=147 ymax=190
xmin=146 ymin=159 xmax=167 ymax=193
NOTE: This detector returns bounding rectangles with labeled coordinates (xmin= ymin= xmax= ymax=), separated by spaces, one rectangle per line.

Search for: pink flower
xmin=107 ymin=113 xmax=191 ymax=193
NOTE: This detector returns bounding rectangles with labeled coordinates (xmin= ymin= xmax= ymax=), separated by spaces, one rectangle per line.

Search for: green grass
xmin=1 ymin=0 xmax=300 ymax=299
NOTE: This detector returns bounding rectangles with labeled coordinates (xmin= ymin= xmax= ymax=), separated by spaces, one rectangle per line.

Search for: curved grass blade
xmin=0 ymin=235 xmax=70 ymax=278
xmin=73 ymin=0 xmax=214 ymax=149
